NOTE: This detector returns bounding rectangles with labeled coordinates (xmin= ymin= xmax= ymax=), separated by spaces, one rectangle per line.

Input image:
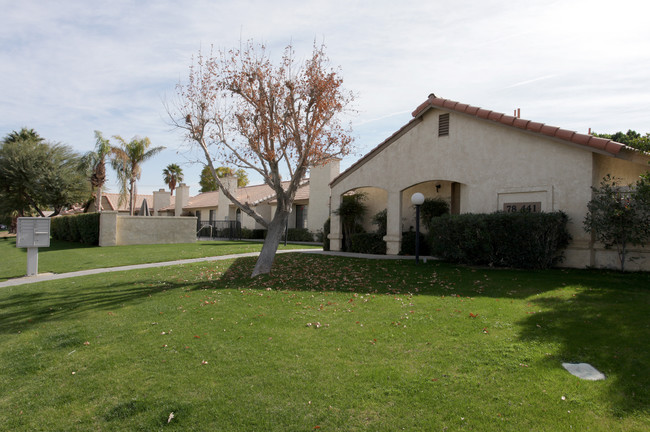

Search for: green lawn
xmin=0 ymin=237 xmax=319 ymax=281
xmin=1 ymin=253 xmax=648 ymax=431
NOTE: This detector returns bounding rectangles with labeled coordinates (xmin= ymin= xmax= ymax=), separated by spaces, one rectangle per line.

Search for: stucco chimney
xmin=216 ymin=176 xmax=238 ymax=220
xmin=308 ymin=158 xmax=340 ymax=233
xmin=175 ymin=183 xmax=190 ymax=216
xmin=152 ymin=188 xmax=171 ymax=216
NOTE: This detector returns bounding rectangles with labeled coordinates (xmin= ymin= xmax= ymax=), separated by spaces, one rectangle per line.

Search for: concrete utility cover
xmin=562 ymin=363 xmax=606 ymax=380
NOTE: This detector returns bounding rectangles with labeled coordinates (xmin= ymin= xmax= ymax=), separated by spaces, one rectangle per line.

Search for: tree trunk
xmin=97 ymin=187 xmax=103 ymax=212
xmin=251 ymin=209 xmax=290 ymax=277
xmin=129 ymin=179 xmax=136 ymax=216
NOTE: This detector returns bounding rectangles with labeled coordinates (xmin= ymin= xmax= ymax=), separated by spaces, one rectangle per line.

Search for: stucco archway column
xmin=383 ymin=190 xmax=402 ymax=255
xmin=328 ymin=195 xmax=343 ymax=251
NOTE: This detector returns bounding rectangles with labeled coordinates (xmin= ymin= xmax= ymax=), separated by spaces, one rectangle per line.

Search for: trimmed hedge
xmin=240 ymin=228 xmax=267 ymax=239
xmin=428 ymin=211 xmax=571 ymax=269
xmin=51 ymin=213 xmax=100 ymax=245
xmin=400 ymin=231 xmax=430 ymax=256
xmin=287 ymin=228 xmax=315 ymax=242
xmin=349 ymin=232 xmax=386 ymax=255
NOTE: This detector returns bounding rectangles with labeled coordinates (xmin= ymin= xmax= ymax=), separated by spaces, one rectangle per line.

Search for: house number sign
xmin=503 ymin=202 xmax=542 ymax=213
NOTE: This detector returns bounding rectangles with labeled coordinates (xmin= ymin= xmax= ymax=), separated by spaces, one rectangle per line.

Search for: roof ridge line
xmin=413 ymin=95 xmax=625 ymax=155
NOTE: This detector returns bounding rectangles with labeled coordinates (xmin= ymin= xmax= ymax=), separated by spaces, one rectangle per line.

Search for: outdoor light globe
xmin=411 ymin=192 xmax=425 ymax=206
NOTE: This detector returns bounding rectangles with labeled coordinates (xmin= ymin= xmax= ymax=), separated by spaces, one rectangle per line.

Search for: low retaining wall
xmin=99 ymin=212 xmax=197 ymax=246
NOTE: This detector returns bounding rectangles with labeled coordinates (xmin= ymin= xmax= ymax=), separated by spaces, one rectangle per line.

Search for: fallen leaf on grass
xmin=469 ymin=312 xmax=478 ymax=318
xmin=168 ymin=412 xmax=175 ymax=423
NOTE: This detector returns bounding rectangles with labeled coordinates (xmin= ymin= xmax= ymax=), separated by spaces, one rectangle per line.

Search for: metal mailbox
xmin=17 ymin=217 xmax=51 ymax=248
xmin=16 ymin=217 xmax=51 ymax=276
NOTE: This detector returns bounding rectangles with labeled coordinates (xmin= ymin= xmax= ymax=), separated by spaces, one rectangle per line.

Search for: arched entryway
xmin=332 ymin=186 xmax=387 ymax=251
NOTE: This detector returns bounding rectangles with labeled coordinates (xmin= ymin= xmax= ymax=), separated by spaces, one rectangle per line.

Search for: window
xmin=209 ymin=209 xmax=215 ymax=223
xmin=438 ymin=113 xmax=450 ymax=136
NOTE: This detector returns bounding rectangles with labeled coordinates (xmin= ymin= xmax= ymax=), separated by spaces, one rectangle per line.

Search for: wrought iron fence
xmin=197 ymin=220 xmax=241 ymax=240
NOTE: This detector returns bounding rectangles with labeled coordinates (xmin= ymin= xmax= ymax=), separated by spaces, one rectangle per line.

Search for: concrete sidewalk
xmin=0 ymin=249 xmax=428 ymax=288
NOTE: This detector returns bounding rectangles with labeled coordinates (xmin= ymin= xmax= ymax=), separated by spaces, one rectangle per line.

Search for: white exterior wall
xmin=175 ymin=184 xmax=190 ymax=216
xmin=330 ymin=109 xmax=599 ymax=264
xmin=308 ymin=159 xmax=340 ymax=234
xmin=152 ymin=189 xmax=171 ymax=216
xmin=99 ymin=212 xmax=196 ymax=246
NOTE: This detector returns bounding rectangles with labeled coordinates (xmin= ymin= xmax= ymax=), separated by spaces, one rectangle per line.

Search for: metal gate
xmin=197 ymin=220 xmax=241 ymax=240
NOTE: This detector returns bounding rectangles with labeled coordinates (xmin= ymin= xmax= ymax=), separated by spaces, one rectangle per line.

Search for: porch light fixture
xmin=411 ymin=193 xmax=425 ymax=264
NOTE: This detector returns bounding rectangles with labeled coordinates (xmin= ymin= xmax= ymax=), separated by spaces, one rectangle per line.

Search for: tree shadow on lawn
xmin=517 ymin=279 xmax=650 ymax=416
xmin=2 ymin=251 xmax=648 ymax=418
xmin=0 ymin=275 xmax=195 ymax=336
xmin=217 ymin=254 xmax=650 ymax=417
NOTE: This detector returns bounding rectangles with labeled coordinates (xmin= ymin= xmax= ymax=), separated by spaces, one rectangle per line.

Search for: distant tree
xmin=169 ymin=41 xmax=353 ymax=276
xmin=584 ymin=174 xmax=650 ymax=271
xmin=0 ymin=128 xmax=89 ymax=218
xmin=199 ymin=165 xmax=249 ymax=192
xmin=162 ymin=163 xmax=184 ymax=195
xmin=80 ymin=131 xmax=112 ymax=212
xmin=594 ymin=130 xmax=650 ymax=152
xmin=110 ymin=136 xmax=165 ymax=215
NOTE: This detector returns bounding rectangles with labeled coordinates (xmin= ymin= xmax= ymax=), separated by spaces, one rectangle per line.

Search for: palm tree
xmin=111 ymin=136 xmax=165 ymax=216
xmin=3 ymin=128 xmax=44 ymax=144
xmin=162 ymin=163 xmax=184 ymax=195
xmin=81 ymin=131 xmax=111 ymax=212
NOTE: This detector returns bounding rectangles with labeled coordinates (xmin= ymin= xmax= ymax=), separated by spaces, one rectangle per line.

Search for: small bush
xmin=323 ymin=218 xmax=330 ymax=251
xmin=240 ymin=228 xmax=266 ymax=239
xmin=421 ymin=198 xmax=450 ymax=229
xmin=287 ymin=228 xmax=315 ymax=242
xmin=349 ymin=232 xmax=386 ymax=255
xmin=372 ymin=209 xmax=387 ymax=237
xmin=400 ymin=230 xmax=430 ymax=256
xmin=428 ymin=211 xmax=571 ymax=269
xmin=51 ymin=213 xmax=100 ymax=245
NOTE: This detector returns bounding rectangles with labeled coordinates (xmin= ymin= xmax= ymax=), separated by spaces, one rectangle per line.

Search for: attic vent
xmin=438 ymin=113 xmax=450 ymax=136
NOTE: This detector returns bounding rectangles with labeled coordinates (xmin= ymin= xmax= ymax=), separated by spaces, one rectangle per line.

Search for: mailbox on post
xmin=16 ymin=217 xmax=51 ymax=276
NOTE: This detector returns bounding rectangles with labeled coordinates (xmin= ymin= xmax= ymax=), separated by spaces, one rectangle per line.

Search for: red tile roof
xmin=330 ymin=95 xmax=639 ymax=188
xmin=161 ymin=179 xmax=311 ymax=211
xmin=413 ymin=95 xmax=626 ymax=155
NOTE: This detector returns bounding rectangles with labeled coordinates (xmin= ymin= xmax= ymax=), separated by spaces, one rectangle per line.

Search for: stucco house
xmin=155 ymin=159 xmax=339 ymax=237
xmin=328 ymin=94 xmax=650 ymax=270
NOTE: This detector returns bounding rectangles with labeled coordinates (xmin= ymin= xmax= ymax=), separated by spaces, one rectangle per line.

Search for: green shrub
xmin=421 ymin=197 xmax=450 ymax=229
xmin=349 ymin=232 xmax=386 ymax=255
xmin=323 ymin=218 xmax=330 ymax=251
xmin=400 ymin=230 xmax=430 ymax=256
xmin=240 ymin=228 xmax=266 ymax=239
xmin=287 ymin=228 xmax=314 ymax=242
xmin=428 ymin=211 xmax=571 ymax=269
xmin=51 ymin=213 xmax=100 ymax=245
xmin=372 ymin=209 xmax=387 ymax=236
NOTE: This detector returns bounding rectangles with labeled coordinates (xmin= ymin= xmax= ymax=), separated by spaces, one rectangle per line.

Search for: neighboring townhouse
xmin=87 ymin=193 xmax=173 ymax=215
xmin=328 ymin=94 xmax=650 ymax=270
xmin=155 ymin=159 xmax=339 ymax=237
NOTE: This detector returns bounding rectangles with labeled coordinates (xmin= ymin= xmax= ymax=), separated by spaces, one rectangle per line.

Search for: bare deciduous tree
xmin=169 ymin=41 xmax=354 ymax=276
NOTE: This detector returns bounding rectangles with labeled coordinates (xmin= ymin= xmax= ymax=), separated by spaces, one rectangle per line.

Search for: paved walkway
xmin=0 ymin=249 xmax=428 ymax=288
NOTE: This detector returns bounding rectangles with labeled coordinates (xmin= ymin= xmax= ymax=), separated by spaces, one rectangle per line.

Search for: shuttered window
xmin=438 ymin=113 xmax=450 ymax=136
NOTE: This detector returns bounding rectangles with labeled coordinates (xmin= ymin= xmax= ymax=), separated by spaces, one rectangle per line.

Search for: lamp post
xmin=411 ymin=192 xmax=425 ymax=264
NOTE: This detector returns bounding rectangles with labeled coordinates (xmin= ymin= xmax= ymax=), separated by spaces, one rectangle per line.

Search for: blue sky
xmin=1 ymin=0 xmax=649 ymax=195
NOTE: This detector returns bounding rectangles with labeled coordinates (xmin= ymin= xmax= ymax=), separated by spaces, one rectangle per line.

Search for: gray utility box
xmin=16 ymin=217 xmax=51 ymax=276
